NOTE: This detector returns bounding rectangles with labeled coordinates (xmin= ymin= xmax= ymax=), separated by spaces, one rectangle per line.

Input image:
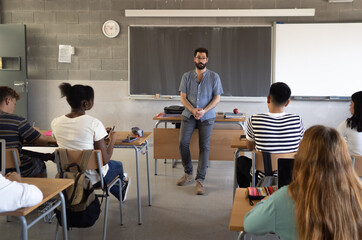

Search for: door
xmin=0 ymin=24 xmax=28 ymax=118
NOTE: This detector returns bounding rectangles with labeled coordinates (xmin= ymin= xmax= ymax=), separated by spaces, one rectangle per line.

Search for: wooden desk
xmin=229 ymin=188 xmax=261 ymax=232
xmin=0 ymin=178 xmax=74 ymax=240
xmin=153 ymin=113 xmax=245 ymax=175
xmin=39 ymin=130 xmax=151 ymax=147
xmin=153 ymin=113 xmax=246 ymax=129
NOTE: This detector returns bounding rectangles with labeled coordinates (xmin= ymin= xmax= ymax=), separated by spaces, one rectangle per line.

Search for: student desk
xmin=0 ymin=178 xmax=73 ymax=240
xmin=153 ymin=113 xmax=245 ymax=175
xmin=229 ymin=188 xmax=261 ymax=232
xmin=37 ymin=131 xmax=152 ymax=225
xmin=112 ymin=132 xmax=152 ymax=225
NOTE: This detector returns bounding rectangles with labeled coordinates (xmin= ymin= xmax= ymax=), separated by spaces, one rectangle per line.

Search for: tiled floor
xmin=1 ymin=147 xmax=240 ymax=240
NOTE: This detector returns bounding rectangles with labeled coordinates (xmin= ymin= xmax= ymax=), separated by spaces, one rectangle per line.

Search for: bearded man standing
xmin=176 ymin=48 xmax=223 ymax=195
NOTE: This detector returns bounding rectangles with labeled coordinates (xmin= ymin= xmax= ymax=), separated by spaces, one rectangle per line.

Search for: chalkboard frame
xmin=128 ymin=25 xmax=272 ymax=100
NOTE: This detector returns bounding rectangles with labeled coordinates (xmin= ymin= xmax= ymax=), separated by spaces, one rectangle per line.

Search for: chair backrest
xmin=253 ymin=151 xmax=296 ymax=172
xmin=55 ymin=149 xmax=103 ymax=171
xmin=55 ymin=149 xmax=106 ymax=189
xmin=352 ymin=155 xmax=362 ymax=177
xmin=6 ymin=148 xmax=21 ymax=174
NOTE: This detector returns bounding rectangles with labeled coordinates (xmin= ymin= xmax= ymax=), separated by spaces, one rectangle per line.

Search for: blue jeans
xmin=93 ymin=160 xmax=124 ymax=200
xmin=179 ymin=115 xmax=215 ymax=181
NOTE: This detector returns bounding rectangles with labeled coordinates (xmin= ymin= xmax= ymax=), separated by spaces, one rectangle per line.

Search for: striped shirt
xmin=0 ymin=110 xmax=41 ymax=176
xmin=246 ymin=112 xmax=304 ymax=153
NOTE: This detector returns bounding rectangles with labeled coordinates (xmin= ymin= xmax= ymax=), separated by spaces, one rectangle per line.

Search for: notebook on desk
xmin=277 ymin=158 xmax=294 ymax=189
xmin=0 ymin=139 xmax=6 ymax=175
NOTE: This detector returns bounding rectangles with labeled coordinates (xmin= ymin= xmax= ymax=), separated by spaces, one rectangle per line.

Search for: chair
xmin=251 ymin=151 xmax=296 ymax=186
xmin=54 ymin=149 xmax=123 ymax=240
xmin=5 ymin=148 xmax=21 ymax=174
xmin=351 ymin=155 xmax=362 ymax=177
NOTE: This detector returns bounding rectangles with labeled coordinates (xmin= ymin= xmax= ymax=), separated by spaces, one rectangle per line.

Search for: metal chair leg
xmin=103 ymin=196 xmax=109 ymax=240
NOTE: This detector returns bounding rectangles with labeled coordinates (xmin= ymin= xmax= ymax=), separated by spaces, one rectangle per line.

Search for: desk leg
xmin=154 ymin=158 xmax=158 ymax=175
xmin=134 ymin=146 xmax=142 ymax=225
xmin=233 ymin=149 xmax=241 ymax=200
xmin=18 ymin=216 xmax=27 ymax=240
xmin=146 ymin=141 xmax=152 ymax=206
xmin=252 ymin=152 xmax=256 ymax=187
xmin=59 ymin=192 xmax=68 ymax=240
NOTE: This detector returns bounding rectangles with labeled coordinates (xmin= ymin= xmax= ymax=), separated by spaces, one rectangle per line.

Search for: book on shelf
xmin=224 ymin=112 xmax=245 ymax=119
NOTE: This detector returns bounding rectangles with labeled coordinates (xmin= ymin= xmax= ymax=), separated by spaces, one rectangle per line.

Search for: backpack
xmin=55 ymin=149 xmax=101 ymax=228
xmin=164 ymin=105 xmax=185 ymax=114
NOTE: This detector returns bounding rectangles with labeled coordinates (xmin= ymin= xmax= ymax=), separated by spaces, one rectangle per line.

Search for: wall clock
xmin=102 ymin=20 xmax=120 ymax=38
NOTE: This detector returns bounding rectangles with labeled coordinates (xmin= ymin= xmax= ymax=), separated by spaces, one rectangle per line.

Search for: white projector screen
xmin=275 ymin=23 xmax=362 ymax=98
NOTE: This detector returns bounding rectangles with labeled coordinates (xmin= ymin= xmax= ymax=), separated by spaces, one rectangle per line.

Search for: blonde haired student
xmin=244 ymin=125 xmax=362 ymax=240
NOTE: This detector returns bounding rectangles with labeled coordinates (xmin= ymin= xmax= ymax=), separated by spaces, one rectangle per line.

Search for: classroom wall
xmin=28 ymin=80 xmax=350 ymax=138
xmin=1 ymin=0 xmax=361 ymax=135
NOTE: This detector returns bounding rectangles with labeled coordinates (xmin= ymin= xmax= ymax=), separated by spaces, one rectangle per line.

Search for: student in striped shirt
xmin=237 ymin=82 xmax=305 ymax=187
xmin=0 ymin=86 xmax=52 ymax=177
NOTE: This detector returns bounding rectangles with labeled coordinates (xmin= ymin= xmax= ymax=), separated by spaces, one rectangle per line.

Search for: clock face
xmin=102 ymin=20 xmax=120 ymax=38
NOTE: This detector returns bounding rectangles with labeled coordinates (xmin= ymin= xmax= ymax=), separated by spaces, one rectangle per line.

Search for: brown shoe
xmin=195 ymin=180 xmax=205 ymax=195
xmin=176 ymin=174 xmax=194 ymax=186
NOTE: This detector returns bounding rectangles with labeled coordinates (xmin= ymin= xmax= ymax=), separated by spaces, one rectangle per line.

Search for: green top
xmin=244 ymin=186 xmax=297 ymax=240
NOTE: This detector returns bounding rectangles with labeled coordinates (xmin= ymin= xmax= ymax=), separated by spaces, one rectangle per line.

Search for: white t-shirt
xmin=337 ymin=119 xmax=362 ymax=156
xmin=0 ymin=174 xmax=43 ymax=212
xmin=51 ymin=115 xmax=109 ymax=184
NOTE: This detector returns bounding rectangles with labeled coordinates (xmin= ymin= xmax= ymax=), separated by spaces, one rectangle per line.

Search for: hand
xmin=5 ymin=172 xmax=21 ymax=182
xmin=191 ymin=108 xmax=199 ymax=118
xmin=196 ymin=108 xmax=205 ymax=119
xmin=193 ymin=108 xmax=205 ymax=120
xmin=108 ymin=130 xmax=118 ymax=143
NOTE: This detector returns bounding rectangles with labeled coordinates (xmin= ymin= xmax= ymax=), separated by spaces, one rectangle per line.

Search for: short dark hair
xmin=0 ymin=86 xmax=20 ymax=103
xmin=194 ymin=48 xmax=208 ymax=57
xmin=347 ymin=91 xmax=362 ymax=132
xmin=269 ymin=82 xmax=291 ymax=106
xmin=59 ymin=82 xmax=94 ymax=109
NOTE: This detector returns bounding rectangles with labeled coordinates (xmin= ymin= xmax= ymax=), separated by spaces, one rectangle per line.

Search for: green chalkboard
xmin=129 ymin=26 xmax=271 ymax=97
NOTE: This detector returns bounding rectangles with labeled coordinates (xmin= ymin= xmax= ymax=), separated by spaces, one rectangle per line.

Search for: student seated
xmin=236 ymin=82 xmax=305 ymax=187
xmin=51 ymin=83 xmax=130 ymax=201
xmin=0 ymin=172 xmax=43 ymax=212
xmin=337 ymin=91 xmax=362 ymax=156
xmin=0 ymin=86 xmax=53 ymax=177
xmin=244 ymin=125 xmax=362 ymax=240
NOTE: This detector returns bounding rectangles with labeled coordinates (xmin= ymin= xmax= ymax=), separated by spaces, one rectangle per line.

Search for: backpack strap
xmin=68 ymin=171 xmax=83 ymax=206
xmin=262 ymin=152 xmax=273 ymax=176
xmin=58 ymin=149 xmax=69 ymax=172
xmin=79 ymin=149 xmax=93 ymax=172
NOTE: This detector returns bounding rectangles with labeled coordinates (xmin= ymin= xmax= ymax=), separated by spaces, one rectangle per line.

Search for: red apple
xmin=233 ymin=108 xmax=239 ymax=114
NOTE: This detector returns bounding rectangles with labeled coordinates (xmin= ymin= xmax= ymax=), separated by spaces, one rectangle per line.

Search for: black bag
xmin=236 ymin=153 xmax=277 ymax=188
xmin=55 ymin=149 xmax=101 ymax=229
xmin=256 ymin=152 xmax=277 ymax=187
xmin=164 ymin=105 xmax=185 ymax=114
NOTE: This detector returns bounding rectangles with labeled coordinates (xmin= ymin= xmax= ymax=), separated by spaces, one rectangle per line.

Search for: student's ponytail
xmin=59 ymin=82 xmax=72 ymax=99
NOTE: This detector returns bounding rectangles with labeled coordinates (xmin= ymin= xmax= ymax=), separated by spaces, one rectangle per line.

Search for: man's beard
xmin=195 ymin=62 xmax=206 ymax=70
